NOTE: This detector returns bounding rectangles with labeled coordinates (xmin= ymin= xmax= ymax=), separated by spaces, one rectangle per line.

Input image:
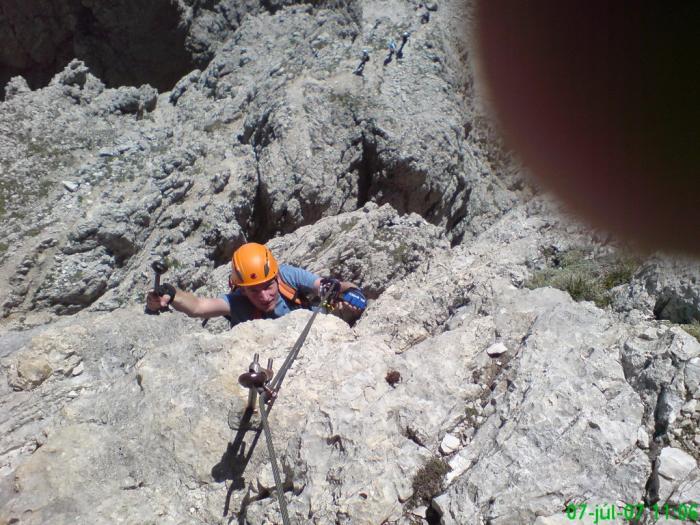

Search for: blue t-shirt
xmin=220 ymin=264 xmax=320 ymax=326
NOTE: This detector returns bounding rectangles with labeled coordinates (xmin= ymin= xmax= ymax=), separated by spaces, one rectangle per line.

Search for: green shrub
xmin=164 ymin=256 xmax=184 ymax=270
xmin=601 ymin=255 xmax=640 ymax=289
xmin=680 ymin=320 xmax=700 ymax=343
xmin=410 ymin=457 xmax=451 ymax=507
xmin=526 ymin=248 xmax=641 ymax=308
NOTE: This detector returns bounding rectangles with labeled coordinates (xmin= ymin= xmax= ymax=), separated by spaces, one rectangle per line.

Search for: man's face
xmin=241 ymin=278 xmax=279 ymax=313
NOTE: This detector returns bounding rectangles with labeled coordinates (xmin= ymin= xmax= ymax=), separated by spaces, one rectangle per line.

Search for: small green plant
xmin=409 ymin=457 xmax=451 ymax=507
xmin=601 ymin=255 xmax=640 ymax=289
xmin=526 ymin=248 xmax=642 ymax=308
xmin=561 ymin=272 xmax=592 ymax=303
xmin=164 ymin=256 xmax=184 ymax=270
xmin=680 ymin=320 xmax=700 ymax=343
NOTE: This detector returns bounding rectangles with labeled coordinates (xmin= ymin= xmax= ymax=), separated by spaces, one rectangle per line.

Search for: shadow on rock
xmin=211 ymin=407 xmax=264 ymax=519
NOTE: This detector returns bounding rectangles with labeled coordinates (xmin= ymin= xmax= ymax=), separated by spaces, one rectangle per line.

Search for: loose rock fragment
xmin=485 ymin=342 xmax=507 ymax=357
xmin=439 ymin=434 xmax=461 ymax=455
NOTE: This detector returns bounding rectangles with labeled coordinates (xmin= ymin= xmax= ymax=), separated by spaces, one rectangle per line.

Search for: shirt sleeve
xmin=219 ymin=291 xmax=255 ymax=326
xmin=278 ymin=264 xmax=320 ymax=293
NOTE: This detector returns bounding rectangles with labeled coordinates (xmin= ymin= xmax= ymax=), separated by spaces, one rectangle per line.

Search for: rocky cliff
xmin=1 ymin=1 xmax=700 ymax=524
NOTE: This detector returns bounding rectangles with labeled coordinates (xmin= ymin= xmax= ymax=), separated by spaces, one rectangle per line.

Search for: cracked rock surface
xmin=2 ymin=0 xmax=700 ymax=524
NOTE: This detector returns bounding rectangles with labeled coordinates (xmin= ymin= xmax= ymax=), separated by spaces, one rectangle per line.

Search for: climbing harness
xmin=236 ymin=287 xmax=336 ymax=525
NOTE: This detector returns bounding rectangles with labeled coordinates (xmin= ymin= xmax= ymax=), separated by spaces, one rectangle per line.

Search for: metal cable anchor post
xmin=237 ymin=353 xmax=291 ymax=524
xmin=354 ymin=49 xmax=370 ymax=75
xmin=238 ymin=353 xmax=275 ymax=410
xmin=397 ymin=31 xmax=410 ymax=58
xmin=384 ymin=40 xmax=397 ymax=64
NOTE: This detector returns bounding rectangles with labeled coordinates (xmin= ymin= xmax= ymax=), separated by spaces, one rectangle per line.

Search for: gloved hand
xmin=319 ymin=277 xmax=341 ymax=301
xmin=157 ymin=283 xmax=176 ymax=303
xmin=340 ymin=288 xmax=367 ymax=311
xmin=145 ymin=283 xmax=176 ymax=313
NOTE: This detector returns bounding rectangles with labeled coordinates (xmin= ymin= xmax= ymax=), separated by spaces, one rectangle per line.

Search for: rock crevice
xmin=1 ymin=0 xmax=700 ymax=523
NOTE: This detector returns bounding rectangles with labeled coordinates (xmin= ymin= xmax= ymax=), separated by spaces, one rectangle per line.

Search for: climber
xmin=145 ymin=242 xmax=367 ymax=326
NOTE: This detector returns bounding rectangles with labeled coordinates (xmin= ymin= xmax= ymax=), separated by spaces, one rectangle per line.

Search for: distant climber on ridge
xmin=145 ymin=242 xmax=367 ymax=326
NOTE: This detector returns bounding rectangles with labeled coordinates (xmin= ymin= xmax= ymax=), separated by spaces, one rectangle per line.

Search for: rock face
xmin=2 ymin=0 xmax=700 ymax=524
xmin=1 ymin=0 xmax=521 ymax=320
xmin=613 ymin=255 xmax=700 ymax=324
xmin=0 ymin=0 xmax=238 ymax=97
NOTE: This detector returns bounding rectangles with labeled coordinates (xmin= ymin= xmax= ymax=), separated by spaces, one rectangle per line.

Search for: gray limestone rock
xmin=686 ymin=358 xmax=700 ymax=396
xmin=434 ymin=286 xmax=648 ymax=525
xmin=657 ymin=447 xmax=698 ymax=503
xmin=613 ymin=255 xmax=700 ymax=323
xmin=267 ymin=202 xmax=449 ymax=298
xmin=2 ymin=0 xmax=700 ymax=523
xmin=50 ymin=58 xmax=90 ymax=88
xmin=92 ymin=84 xmax=158 ymax=115
xmin=0 ymin=0 xmax=529 ymax=322
xmin=0 ymin=196 xmax=694 ymax=525
xmin=658 ymin=447 xmax=696 ymax=481
xmin=4 ymin=75 xmax=30 ymax=100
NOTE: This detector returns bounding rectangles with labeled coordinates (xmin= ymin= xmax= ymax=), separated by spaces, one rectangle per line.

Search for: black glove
xmin=319 ymin=277 xmax=341 ymax=301
xmin=156 ymin=283 xmax=176 ymax=305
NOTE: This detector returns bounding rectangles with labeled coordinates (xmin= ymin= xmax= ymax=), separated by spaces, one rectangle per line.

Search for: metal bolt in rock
xmin=384 ymin=40 xmax=397 ymax=65
xmin=397 ymin=32 xmax=410 ymax=58
xmin=145 ymin=260 xmax=169 ymax=315
xmin=354 ymin=49 xmax=370 ymax=75
xmin=151 ymin=261 xmax=167 ymax=289
xmin=238 ymin=353 xmax=275 ymax=410
xmin=232 ymin=286 xmax=335 ymax=525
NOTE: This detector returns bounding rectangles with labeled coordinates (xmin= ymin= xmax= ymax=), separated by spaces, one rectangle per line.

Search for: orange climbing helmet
xmin=230 ymin=242 xmax=279 ymax=287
